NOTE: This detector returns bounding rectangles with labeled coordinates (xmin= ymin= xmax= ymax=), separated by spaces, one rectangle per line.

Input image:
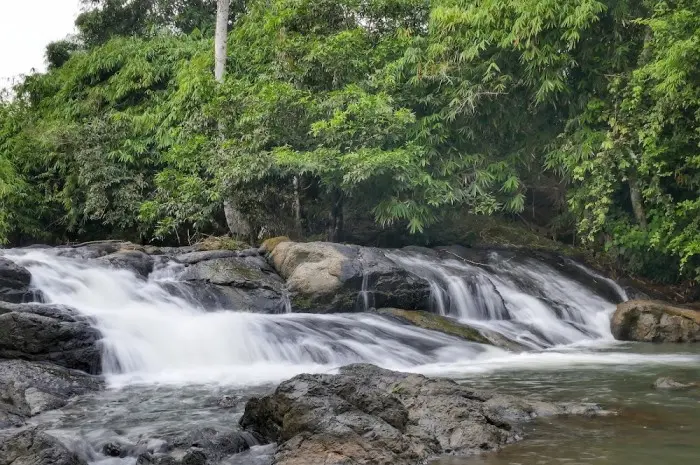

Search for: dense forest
xmin=0 ymin=0 xmax=698 ymax=285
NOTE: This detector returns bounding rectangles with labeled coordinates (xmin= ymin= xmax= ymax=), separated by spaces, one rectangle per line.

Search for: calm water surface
xmin=434 ymin=344 xmax=700 ymax=465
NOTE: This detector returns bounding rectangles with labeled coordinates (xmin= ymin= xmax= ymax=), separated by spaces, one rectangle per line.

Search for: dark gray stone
xmin=0 ymin=258 xmax=37 ymax=304
xmin=0 ymin=359 xmax=102 ymax=428
xmin=0 ymin=427 xmax=86 ymax=465
xmin=0 ymin=302 xmax=102 ymax=373
xmin=99 ymin=250 xmax=155 ymax=278
xmin=180 ymin=256 xmax=285 ymax=313
xmin=240 ymin=364 xmax=604 ymax=465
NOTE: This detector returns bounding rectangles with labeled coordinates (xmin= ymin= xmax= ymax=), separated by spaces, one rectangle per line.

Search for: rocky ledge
xmin=0 ymin=360 xmax=102 ymax=429
xmin=268 ymin=240 xmax=431 ymax=313
xmin=611 ymin=300 xmax=700 ymax=343
xmin=240 ymin=364 xmax=604 ymax=465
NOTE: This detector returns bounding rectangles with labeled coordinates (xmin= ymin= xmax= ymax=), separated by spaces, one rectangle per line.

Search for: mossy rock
xmin=261 ymin=236 xmax=291 ymax=253
xmin=196 ymin=236 xmax=249 ymax=251
xmin=376 ymin=308 xmax=492 ymax=345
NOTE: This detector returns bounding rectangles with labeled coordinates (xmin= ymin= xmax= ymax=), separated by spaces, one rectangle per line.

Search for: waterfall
xmin=388 ymin=250 xmax=625 ymax=349
xmin=0 ymin=246 xmax=638 ymax=387
xmin=1 ymin=250 xmax=499 ymax=386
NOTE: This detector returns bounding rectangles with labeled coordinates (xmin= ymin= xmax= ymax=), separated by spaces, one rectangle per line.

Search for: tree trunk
xmin=214 ymin=0 xmax=229 ymax=83
xmin=328 ymin=189 xmax=343 ymax=242
xmin=293 ymin=175 xmax=303 ymax=238
xmin=215 ymin=0 xmax=250 ymax=237
xmin=628 ymin=173 xmax=648 ymax=230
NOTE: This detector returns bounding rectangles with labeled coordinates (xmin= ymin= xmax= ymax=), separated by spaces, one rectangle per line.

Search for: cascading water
xmin=388 ymin=250 xmax=626 ymax=349
xmin=1 ymin=249 xmax=498 ymax=386
xmin=2 ymin=246 xmax=691 ymax=389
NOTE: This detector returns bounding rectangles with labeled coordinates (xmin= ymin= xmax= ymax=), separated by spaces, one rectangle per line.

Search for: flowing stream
xmin=2 ymin=247 xmax=699 ymax=464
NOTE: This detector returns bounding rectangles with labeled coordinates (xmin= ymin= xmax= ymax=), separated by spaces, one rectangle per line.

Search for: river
xmin=1 ymin=246 xmax=698 ymax=464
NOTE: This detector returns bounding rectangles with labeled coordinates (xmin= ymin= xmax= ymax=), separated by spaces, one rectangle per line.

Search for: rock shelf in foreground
xmin=240 ymin=364 xmax=605 ymax=465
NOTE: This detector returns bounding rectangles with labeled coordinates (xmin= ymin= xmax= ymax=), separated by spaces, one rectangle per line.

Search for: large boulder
xmin=611 ymin=300 xmax=700 ymax=343
xmin=0 ymin=360 xmax=103 ymax=428
xmin=240 ymin=364 xmax=603 ymax=465
xmin=0 ymin=427 xmax=86 ymax=465
xmin=0 ymin=302 xmax=102 ymax=373
xmin=0 ymin=258 xmax=37 ymax=304
xmin=98 ymin=250 xmax=154 ymax=278
xmin=269 ymin=242 xmax=431 ymax=313
xmin=179 ymin=254 xmax=286 ymax=313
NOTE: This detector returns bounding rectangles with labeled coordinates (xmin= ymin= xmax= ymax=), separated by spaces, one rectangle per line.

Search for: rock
xmin=101 ymin=442 xmax=122 ymax=457
xmin=181 ymin=448 xmax=206 ymax=465
xmin=240 ymin=364 xmax=603 ymax=465
xmin=260 ymin=236 xmax=290 ymax=254
xmin=0 ymin=360 xmax=102 ymax=428
xmin=611 ymin=300 xmax=700 ymax=343
xmin=270 ymin=242 xmax=431 ymax=313
xmin=180 ymin=256 xmax=286 ymax=313
xmin=175 ymin=250 xmax=239 ymax=265
xmin=98 ymin=250 xmax=154 ymax=278
xmin=653 ymin=377 xmax=698 ymax=390
xmin=0 ymin=302 xmax=102 ymax=373
xmin=377 ymin=308 xmax=491 ymax=344
xmin=0 ymin=427 xmax=86 ymax=465
xmin=0 ymin=258 xmax=37 ymax=304
xmin=55 ymin=241 xmax=143 ymax=260
xmin=218 ymin=395 xmax=238 ymax=409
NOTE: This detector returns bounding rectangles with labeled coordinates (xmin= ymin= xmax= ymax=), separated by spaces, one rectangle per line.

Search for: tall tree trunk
xmin=214 ymin=0 xmax=229 ymax=83
xmin=216 ymin=0 xmax=250 ymax=237
xmin=628 ymin=172 xmax=647 ymax=230
xmin=293 ymin=175 xmax=303 ymax=238
xmin=328 ymin=189 xmax=343 ymax=242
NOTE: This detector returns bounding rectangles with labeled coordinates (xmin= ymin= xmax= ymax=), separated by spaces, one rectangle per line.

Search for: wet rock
xmin=55 ymin=241 xmax=142 ymax=260
xmin=0 ymin=302 xmax=102 ymax=373
xmin=175 ymin=250 xmax=239 ymax=265
xmin=218 ymin=395 xmax=238 ymax=408
xmin=376 ymin=308 xmax=492 ymax=345
xmin=99 ymin=250 xmax=154 ymax=278
xmin=270 ymin=242 xmax=430 ymax=313
xmin=101 ymin=442 xmax=122 ymax=457
xmin=180 ymin=256 xmax=285 ymax=313
xmin=0 ymin=360 xmax=102 ymax=428
xmin=181 ymin=448 xmax=206 ymax=465
xmin=653 ymin=377 xmax=698 ymax=390
xmin=240 ymin=364 xmax=603 ymax=465
xmin=173 ymin=427 xmax=260 ymax=459
xmin=0 ymin=258 xmax=37 ymax=304
xmin=611 ymin=300 xmax=700 ymax=343
xmin=0 ymin=427 xmax=86 ymax=465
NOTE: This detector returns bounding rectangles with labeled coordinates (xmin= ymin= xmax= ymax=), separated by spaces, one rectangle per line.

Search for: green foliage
xmin=1 ymin=0 xmax=698 ymax=285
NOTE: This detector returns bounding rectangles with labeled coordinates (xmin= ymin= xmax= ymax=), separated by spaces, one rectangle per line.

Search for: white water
xmin=2 ymin=248 xmax=697 ymax=388
xmin=390 ymin=251 xmax=624 ymax=349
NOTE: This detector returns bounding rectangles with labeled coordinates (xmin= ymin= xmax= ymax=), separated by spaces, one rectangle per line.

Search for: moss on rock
xmin=376 ymin=308 xmax=492 ymax=345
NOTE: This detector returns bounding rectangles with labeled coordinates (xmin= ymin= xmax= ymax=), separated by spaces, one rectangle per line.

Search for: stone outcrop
xmin=0 ymin=258 xmax=37 ymax=304
xmin=0 ymin=427 xmax=86 ymax=465
xmin=0 ymin=302 xmax=102 ymax=373
xmin=98 ymin=250 xmax=155 ymax=278
xmin=0 ymin=360 xmax=102 ymax=428
xmin=240 ymin=364 xmax=603 ymax=465
xmin=611 ymin=300 xmax=700 ymax=343
xmin=375 ymin=308 xmax=527 ymax=350
xmin=653 ymin=377 xmax=698 ymax=390
xmin=269 ymin=242 xmax=431 ymax=313
xmin=179 ymin=253 xmax=286 ymax=314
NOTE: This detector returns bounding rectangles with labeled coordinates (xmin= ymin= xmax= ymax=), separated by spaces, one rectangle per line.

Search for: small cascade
xmin=356 ymin=271 xmax=375 ymax=311
xmin=281 ymin=287 xmax=293 ymax=313
xmin=389 ymin=250 xmax=625 ymax=349
xmin=1 ymin=249 xmax=497 ymax=386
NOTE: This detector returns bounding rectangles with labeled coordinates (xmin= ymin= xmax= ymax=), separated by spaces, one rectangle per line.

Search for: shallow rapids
xmin=2 ymin=247 xmax=697 ymax=388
